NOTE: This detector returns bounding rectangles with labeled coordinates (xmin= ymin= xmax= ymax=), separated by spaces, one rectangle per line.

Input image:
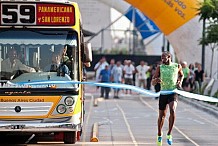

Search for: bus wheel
xmin=63 ymin=132 xmax=76 ymax=144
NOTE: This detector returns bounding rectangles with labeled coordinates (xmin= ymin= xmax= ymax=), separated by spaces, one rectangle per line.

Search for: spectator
xmin=188 ymin=63 xmax=195 ymax=91
xmin=122 ymin=59 xmax=128 ymax=79
xmin=120 ymin=60 xmax=128 ymax=94
xmin=194 ymin=63 xmax=205 ymax=93
xmin=146 ymin=64 xmax=153 ymax=90
xmin=111 ymin=61 xmax=123 ymax=98
xmin=109 ymin=58 xmax=115 ymax=71
xmin=99 ymin=65 xmax=111 ymax=99
xmin=132 ymin=61 xmax=136 ymax=86
xmin=181 ymin=61 xmax=190 ymax=91
xmin=135 ymin=60 xmax=150 ymax=89
xmin=94 ymin=56 xmax=109 ymax=83
xmin=194 ymin=62 xmax=200 ymax=72
xmin=123 ymin=60 xmax=135 ymax=94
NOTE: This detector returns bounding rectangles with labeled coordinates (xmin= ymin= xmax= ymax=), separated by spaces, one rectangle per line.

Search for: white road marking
xmin=187 ymin=118 xmax=205 ymax=125
xmin=187 ymin=109 xmax=218 ymax=127
xmin=139 ymin=96 xmax=200 ymax=146
xmin=98 ymin=118 xmax=113 ymax=126
xmin=115 ymin=100 xmax=138 ymax=146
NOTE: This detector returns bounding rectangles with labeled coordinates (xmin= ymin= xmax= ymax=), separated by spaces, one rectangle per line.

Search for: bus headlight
xmin=64 ymin=96 xmax=75 ymax=106
xmin=56 ymin=104 xmax=66 ymax=114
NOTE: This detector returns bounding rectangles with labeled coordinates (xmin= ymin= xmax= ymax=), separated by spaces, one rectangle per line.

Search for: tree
xmin=198 ymin=0 xmax=218 ymax=78
xmin=199 ymin=24 xmax=218 ymax=77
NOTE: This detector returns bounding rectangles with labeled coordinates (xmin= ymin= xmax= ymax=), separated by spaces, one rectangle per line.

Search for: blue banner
xmin=125 ymin=6 xmax=160 ymax=39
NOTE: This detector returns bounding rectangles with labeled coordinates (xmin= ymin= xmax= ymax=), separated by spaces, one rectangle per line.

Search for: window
xmin=0 ymin=28 xmax=79 ymax=87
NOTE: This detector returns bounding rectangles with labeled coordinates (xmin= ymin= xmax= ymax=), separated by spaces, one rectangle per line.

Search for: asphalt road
xmin=3 ymin=86 xmax=218 ymax=146
xmin=78 ymin=91 xmax=218 ymax=146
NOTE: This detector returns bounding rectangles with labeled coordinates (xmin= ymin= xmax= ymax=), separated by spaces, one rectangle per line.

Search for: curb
xmin=179 ymin=96 xmax=218 ymax=118
xmin=90 ymin=122 xmax=99 ymax=142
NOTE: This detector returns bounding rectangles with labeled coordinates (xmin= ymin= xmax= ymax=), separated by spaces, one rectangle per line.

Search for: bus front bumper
xmin=0 ymin=123 xmax=79 ymax=132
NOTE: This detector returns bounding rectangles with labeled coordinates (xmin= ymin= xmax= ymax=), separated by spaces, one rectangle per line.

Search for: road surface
xmin=4 ymin=85 xmax=218 ymax=146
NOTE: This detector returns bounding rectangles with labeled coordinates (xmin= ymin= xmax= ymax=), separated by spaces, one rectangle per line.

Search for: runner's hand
xmin=153 ymin=78 xmax=162 ymax=84
xmin=155 ymin=78 xmax=162 ymax=83
xmin=176 ymin=81 xmax=182 ymax=89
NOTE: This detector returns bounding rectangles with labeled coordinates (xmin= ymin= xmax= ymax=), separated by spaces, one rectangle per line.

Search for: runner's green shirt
xmin=160 ymin=63 xmax=178 ymax=90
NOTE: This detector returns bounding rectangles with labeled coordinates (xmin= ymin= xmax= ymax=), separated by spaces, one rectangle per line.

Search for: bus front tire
xmin=64 ymin=131 xmax=76 ymax=144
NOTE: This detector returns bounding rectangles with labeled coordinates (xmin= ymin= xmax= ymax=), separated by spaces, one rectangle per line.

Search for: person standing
xmin=111 ymin=61 xmax=123 ymax=98
xmin=146 ymin=64 xmax=153 ymax=90
xmin=123 ymin=60 xmax=135 ymax=94
xmin=94 ymin=57 xmax=109 ymax=82
xmin=152 ymin=51 xmax=184 ymax=146
xmin=109 ymin=58 xmax=115 ymax=71
xmin=136 ymin=61 xmax=150 ymax=89
xmin=194 ymin=63 xmax=205 ymax=93
xmin=188 ymin=63 xmax=195 ymax=91
xmin=181 ymin=61 xmax=190 ymax=91
xmin=99 ymin=65 xmax=111 ymax=99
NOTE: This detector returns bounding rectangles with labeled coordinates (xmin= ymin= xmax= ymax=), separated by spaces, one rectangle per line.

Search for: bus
xmin=0 ymin=0 xmax=92 ymax=144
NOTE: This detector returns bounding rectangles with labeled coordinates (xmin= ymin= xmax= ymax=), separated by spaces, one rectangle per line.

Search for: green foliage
xmin=198 ymin=0 xmax=218 ymax=47
xmin=198 ymin=0 xmax=218 ymax=21
xmin=200 ymin=82 xmax=208 ymax=95
xmin=214 ymin=90 xmax=218 ymax=98
xmin=199 ymin=23 xmax=218 ymax=46
xmin=198 ymin=0 xmax=218 ymax=78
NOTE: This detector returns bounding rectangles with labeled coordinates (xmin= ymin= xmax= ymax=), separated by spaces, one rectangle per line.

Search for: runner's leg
xmin=158 ymin=109 xmax=167 ymax=136
xmin=167 ymin=101 xmax=177 ymax=135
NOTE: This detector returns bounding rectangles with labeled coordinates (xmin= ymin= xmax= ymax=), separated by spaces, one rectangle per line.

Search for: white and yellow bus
xmin=0 ymin=0 xmax=92 ymax=144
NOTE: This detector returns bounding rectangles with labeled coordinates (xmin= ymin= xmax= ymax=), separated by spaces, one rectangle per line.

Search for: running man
xmin=151 ymin=51 xmax=184 ymax=146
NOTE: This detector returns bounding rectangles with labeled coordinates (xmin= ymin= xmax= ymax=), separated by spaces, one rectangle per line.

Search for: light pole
xmin=201 ymin=0 xmax=206 ymax=71
xmin=202 ymin=17 xmax=206 ymax=71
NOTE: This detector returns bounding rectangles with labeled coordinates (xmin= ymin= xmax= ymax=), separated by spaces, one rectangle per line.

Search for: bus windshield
xmin=0 ymin=29 xmax=79 ymax=88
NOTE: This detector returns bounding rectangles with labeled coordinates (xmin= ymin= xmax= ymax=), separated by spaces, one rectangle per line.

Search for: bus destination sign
xmin=0 ymin=3 xmax=75 ymax=26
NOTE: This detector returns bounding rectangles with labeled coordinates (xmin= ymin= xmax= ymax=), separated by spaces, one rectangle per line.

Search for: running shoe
xmin=166 ymin=134 xmax=173 ymax=145
xmin=157 ymin=135 xmax=162 ymax=146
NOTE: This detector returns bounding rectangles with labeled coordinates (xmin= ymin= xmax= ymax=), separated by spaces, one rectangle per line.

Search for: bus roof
xmin=0 ymin=0 xmax=78 ymax=5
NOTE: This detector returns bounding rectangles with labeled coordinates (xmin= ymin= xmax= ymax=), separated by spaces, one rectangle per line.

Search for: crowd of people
xmin=93 ymin=56 xmax=206 ymax=99
xmin=181 ymin=61 xmax=205 ymax=93
xmin=93 ymin=56 xmax=158 ymax=99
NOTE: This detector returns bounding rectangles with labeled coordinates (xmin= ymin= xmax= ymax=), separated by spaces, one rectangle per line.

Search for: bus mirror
xmin=82 ymin=42 xmax=92 ymax=63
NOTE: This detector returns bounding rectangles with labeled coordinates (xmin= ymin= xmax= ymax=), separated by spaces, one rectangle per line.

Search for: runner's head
xmin=161 ymin=51 xmax=171 ymax=65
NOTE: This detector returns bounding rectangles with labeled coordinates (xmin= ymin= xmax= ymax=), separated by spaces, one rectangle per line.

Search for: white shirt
xmin=1 ymin=58 xmax=36 ymax=79
xmin=94 ymin=61 xmax=109 ymax=82
xmin=123 ymin=65 xmax=135 ymax=79
xmin=136 ymin=65 xmax=150 ymax=80
xmin=1 ymin=58 xmax=36 ymax=73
